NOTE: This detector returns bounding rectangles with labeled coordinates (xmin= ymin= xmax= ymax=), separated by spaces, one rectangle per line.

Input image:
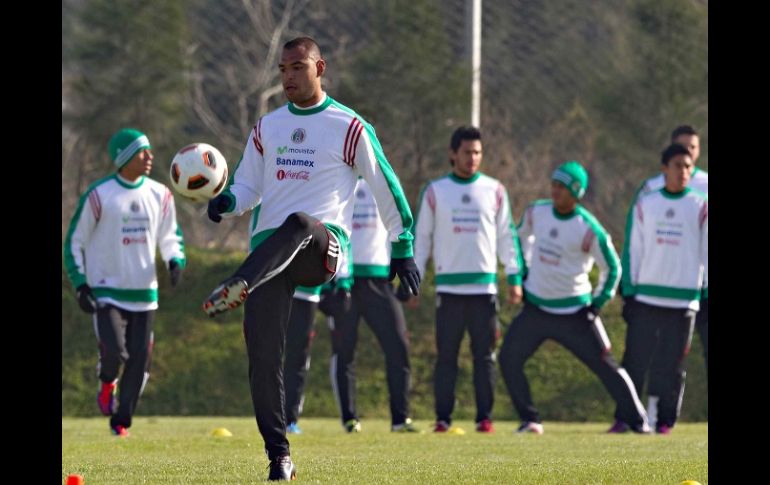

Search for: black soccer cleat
xmin=267 ymin=455 xmax=297 ymax=481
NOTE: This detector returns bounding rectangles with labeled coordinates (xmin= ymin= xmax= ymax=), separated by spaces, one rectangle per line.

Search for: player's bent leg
xmin=202 ymin=212 xmax=335 ymax=317
xmin=562 ymin=314 xmax=649 ymax=433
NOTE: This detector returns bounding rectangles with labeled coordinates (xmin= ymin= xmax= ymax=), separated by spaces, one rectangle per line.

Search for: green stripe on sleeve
xmin=248 ymin=205 xmax=262 ymax=251
xmin=363 ymin=123 xmax=414 ymax=257
xmin=331 ymin=99 xmax=414 ymax=258
xmin=63 ymin=176 xmax=113 ymax=289
xmin=620 ymin=179 xmax=649 ymax=296
xmin=218 ymin=154 xmax=242 ymax=213
xmin=576 ymin=207 xmax=619 ymax=309
xmin=414 ymin=182 xmax=430 ymax=228
xmin=172 ymin=225 xmax=186 ymax=269
xmin=504 ymin=189 xmax=525 ymax=285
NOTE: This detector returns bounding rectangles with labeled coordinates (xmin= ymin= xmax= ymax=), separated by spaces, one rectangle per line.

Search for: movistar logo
xmin=276 ymin=146 xmax=315 ymax=155
xmin=277 ymin=146 xmax=315 ymax=155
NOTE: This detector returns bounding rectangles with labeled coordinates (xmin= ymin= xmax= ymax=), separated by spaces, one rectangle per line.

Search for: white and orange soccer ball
xmin=169 ymin=143 xmax=229 ymax=202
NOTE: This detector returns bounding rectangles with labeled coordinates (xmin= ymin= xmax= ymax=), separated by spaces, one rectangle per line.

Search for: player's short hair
xmin=670 ymin=125 xmax=698 ymax=141
xmin=450 ymin=126 xmax=482 ymax=152
xmin=283 ymin=37 xmax=322 ymax=59
xmin=661 ymin=142 xmax=691 ymax=165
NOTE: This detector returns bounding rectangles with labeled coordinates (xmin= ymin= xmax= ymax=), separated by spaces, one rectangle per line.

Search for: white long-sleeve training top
xmin=64 ymin=174 xmax=186 ymax=311
xmin=621 ymin=167 xmax=708 ymax=297
xmin=517 ymin=200 xmax=620 ymax=314
xmin=625 ymin=187 xmax=708 ymax=310
xmin=219 ymin=93 xmax=414 ymax=261
xmin=414 ymin=172 xmax=523 ymax=295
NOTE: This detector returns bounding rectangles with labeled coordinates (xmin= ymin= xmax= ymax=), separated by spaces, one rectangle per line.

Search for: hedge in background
xmin=63 ymin=247 xmax=707 ymax=422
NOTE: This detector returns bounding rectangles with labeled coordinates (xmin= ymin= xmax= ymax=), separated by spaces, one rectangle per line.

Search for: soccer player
xmin=64 ymin=128 xmax=186 ymax=437
xmin=616 ymin=143 xmax=707 ymax=434
xmin=621 ymin=125 xmax=708 ymax=427
xmin=405 ymin=126 xmax=523 ymax=434
xmin=322 ymin=177 xmax=417 ymax=434
xmin=202 ymin=37 xmax=419 ymax=481
xmin=498 ymin=161 xmax=649 ymax=435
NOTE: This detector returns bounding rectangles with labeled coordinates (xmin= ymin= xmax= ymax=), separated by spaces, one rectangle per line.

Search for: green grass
xmin=62 ymin=417 xmax=707 ymax=484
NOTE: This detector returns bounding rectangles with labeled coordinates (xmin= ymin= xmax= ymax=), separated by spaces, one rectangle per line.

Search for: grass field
xmin=62 ymin=417 xmax=707 ymax=484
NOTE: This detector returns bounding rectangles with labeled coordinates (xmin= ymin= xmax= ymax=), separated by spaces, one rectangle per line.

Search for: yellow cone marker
xmin=680 ymin=482 xmax=702 ymax=485
xmin=211 ymin=427 xmax=233 ymax=437
xmin=447 ymin=426 xmax=466 ymax=435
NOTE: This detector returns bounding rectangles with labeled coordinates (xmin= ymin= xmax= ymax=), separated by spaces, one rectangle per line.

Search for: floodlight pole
xmin=471 ymin=0 xmax=481 ymax=128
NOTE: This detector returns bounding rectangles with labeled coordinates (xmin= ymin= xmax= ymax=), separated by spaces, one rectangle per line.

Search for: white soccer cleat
xmin=203 ymin=277 xmax=249 ymax=317
xmin=516 ymin=421 xmax=544 ymax=435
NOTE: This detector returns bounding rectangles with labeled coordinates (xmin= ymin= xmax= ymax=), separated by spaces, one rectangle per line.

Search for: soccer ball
xmin=169 ymin=143 xmax=229 ymax=202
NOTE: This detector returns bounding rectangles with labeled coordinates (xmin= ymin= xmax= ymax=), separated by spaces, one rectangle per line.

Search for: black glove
xmin=169 ymin=260 xmax=182 ymax=288
xmin=388 ymin=257 xmax=420 ymax=297
xmin=207 ymin=194 xmax=232 ymax=223
xmin=395 ymin=283 xmax=412 ymax=302
xmin=318 ymin=287 xmax=351 ymax=317
xmin=76 ymin=284 xmax=97 ymax=314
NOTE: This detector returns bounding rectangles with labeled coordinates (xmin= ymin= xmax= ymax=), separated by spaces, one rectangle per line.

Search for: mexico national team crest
xmin=549 ymin=227 xmax=558 ymax=238
xmin=665 ymin=208 xmax=675 ymax=219
xmin=291 ymin=128 xmax=306 ymax=144
xmin=130 ymin=201 xmax=140 ymax=213
xmin=461 ymin=194 xmax=471 ymax=204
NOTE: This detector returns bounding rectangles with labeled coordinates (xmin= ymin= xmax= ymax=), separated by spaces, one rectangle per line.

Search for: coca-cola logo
xmin=122 ymin=236 xmax=148 ymax=245
xmin=276 ymin=169 xmax=310 ymax=181
xmin=352 ymin=222 xmax=377 ymax=230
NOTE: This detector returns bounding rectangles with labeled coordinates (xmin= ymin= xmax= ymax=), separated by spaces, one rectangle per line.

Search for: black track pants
xmin=618 ymin=299 xmax=695 ymax=428
xmin=328 ymin=278 xmax=411 ymax=426
xmin=95 ymin=305 xmax=155 ymax=429
xmin=237 ymin=212 xmax=337 ymax=460
xmin=433 ymin=293 xmax=498 ymax=424
xmin=498 ymin=302 xmax=647 ymax=427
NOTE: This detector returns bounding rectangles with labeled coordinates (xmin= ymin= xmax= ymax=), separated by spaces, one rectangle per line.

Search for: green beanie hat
xmin=108 ymin=128 xmax=151 ymax=170
xmin=551 ymin=160 xmax=589 ymax=199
